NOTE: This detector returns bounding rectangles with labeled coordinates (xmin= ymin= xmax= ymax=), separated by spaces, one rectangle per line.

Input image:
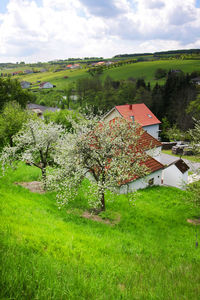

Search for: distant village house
xmin=39 ymin=82 xmax=54 ymax=89
xmin=20 ymin=81 xmax=31 ymax=89
xmin=27 ymin=103 xmax=59 ymax=118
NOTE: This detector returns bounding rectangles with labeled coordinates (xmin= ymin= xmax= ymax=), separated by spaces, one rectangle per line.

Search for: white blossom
xmin=48 ymin=114 xmax=149 ymax=211
xmin=0 ymin=119 xmax=65 ymax=182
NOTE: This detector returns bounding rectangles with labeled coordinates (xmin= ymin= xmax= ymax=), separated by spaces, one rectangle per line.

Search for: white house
xmin=191 ymin=77 xmax=200 ymax=86
xmin=162 ymin=159 xmax=189 ymax=189
xmin=20 ymin=81 xmax=31 ymax=89
xmin=103 ymin=103 xmax=161 ymax=139
xmin=119 ymin=157 xmax=164 ymax=194
xmin=39 ymin=82 xmax=54 ymax=89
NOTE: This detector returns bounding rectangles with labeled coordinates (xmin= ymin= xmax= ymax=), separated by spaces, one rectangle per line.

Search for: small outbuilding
xmin=27 ymin=103 xmax=59 ymax=118
xmin=162 ymin=159 xmax=189 ymax=189
xmin=20 ymin=81 xmax=31 ymax=89
xmin=39 ymin=82 xmax=54 ymax=89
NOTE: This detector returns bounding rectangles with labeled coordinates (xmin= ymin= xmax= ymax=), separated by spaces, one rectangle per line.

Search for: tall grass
xmin=0 ymin=163 xmax=200 ymax=299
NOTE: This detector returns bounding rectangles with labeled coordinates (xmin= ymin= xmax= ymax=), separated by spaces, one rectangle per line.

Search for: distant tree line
xmin=114 ymin=49 xmax=200 ymax=59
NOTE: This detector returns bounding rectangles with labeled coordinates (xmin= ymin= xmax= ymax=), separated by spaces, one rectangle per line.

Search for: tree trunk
xmin=100 ymin=192 xmax=105 ymax=211
xmin=9 ymin=136 xmax=13 ymax=147
xmin=42 ymin=167 xmax=47 ymax=190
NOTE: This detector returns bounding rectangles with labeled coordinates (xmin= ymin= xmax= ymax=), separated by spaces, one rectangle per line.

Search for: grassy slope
xmin=1 ymin=164 xmax=200 ymax=299
xmin=101 ymin=59 xmax=200 ymax=86
xmin=14 ymin=68 xmax=88 ymax=90
xmin=6 ymin=59 xmax=200 ymax=91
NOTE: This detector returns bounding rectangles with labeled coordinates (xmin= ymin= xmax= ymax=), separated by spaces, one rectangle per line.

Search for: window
xmin=147 ymin=114 xmax=152 ymax=118
xmin=148 ymin=178 xmax=154 ymax=186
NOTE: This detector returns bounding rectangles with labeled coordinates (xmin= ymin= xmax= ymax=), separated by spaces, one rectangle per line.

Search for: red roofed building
xmin=87 ymin=117 xmax=164 ymax=192
xmin=101 ymin=106 xmax=166 ymax=192
xmin=119 ymin=155 xmax=164 ymax=193
xmin=118 ymin=128 xmax=164 ymax=192
xmin=103 ymin=103 xmax=161 ymax=139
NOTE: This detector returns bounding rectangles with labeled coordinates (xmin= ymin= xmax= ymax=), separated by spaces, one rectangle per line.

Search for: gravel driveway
xmin=160 ymin=153 xmax=200 ymax=173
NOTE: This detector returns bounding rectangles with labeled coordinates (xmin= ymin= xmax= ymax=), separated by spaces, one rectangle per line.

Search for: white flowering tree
xmin=48 ymin=116 xmax=149 ymax=211
xmin=0 ymin=119 xmax=65 ymax=186
xmin=189 ymin=119 xmax=200 ymax=156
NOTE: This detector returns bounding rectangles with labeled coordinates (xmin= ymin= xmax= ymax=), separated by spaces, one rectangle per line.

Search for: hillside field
xmin=0 ymin=163 xmax=200 ymax=299
xmin=4 ymin=59 xmax=200 ymax=91
xmin=102 ymin=59 xmax=200 ymax=85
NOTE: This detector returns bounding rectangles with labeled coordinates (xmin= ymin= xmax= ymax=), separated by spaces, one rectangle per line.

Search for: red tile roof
xmin=138 ymin=130 xmax=162 ymax=149
xmin=108 ymin=117 xmax=162 ymax=149
xmin=115 ymin=103 xmax=161 ymax=126
xmin=145 ymin=156 xmax=164 ymax=173
xmin=121 ymin=156 xmax=164 ymax=185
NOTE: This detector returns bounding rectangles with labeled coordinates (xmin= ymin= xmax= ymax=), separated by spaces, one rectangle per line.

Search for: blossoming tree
xmin=0 ymin=119 xmax=65 ymax=185
xmin=48 ymin=116 xmax=149 ymax=211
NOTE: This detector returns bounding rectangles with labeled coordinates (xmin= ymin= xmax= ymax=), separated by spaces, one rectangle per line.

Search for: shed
xmin=162 ymin=159 xmax=189 ymax=189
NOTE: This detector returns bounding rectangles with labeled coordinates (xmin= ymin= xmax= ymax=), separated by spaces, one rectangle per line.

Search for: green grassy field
xmin=0 ymin=163 xmax=200 ymax=299
xmin=101 ymin=59 xmax=200 ymax=86
xmin=3 ymin=59 xmax=200 ymax=91
xmin=13 ymin=68 xmax=89 ymax=90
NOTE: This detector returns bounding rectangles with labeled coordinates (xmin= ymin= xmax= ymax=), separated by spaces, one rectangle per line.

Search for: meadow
xmin=1 ymin=163 xmax=200 ymax=299
xmin=12 ymin=68 xmax=88 ymax=90
xmin=101 ymin=59 xmax=200 ymax=86
xmin=5 ymin=59 xmax=200 ymax=92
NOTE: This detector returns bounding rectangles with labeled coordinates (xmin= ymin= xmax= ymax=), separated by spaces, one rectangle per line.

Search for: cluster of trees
xmin=0 ymin=78 xmax=36 ymax=149
xmin=0 ymin=77 xmax=35 ymax=111
xmin=0 ymin=110 xmax=148 ymax=211
xmin=87 ymin=59 xmax=137 ymax=77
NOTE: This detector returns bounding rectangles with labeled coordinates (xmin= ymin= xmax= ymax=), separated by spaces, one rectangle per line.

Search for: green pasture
xmin=2 ymin=59 xmax=200 ymax=91
xmin=101 ymin=59 xmax=200 ymax=86
xmin=0 ymin=163 xmax=200 ymax=299
xmin=12 ymin=68 xmax=89 ymax=90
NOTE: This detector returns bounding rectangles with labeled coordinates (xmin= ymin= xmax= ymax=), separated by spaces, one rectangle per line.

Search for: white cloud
xmin=0 ymin=0 xmax=199 ymax=62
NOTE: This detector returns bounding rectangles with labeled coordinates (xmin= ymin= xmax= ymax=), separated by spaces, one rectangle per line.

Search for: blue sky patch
xmin=196 ymin=0 xmax=200 ymax=7
xmin=34 ymin=0 xmax=43 ymax=7
xmin=0 ymin=0 xmax=8 ymax=14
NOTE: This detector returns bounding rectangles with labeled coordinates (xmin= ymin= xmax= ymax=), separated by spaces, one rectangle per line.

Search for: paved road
xmin=160 ymin=153 xmax=200 ymax=173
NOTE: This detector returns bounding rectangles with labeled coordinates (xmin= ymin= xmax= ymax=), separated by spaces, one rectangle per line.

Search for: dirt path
xmin=15 ymin=181 xmax=45 ymax=193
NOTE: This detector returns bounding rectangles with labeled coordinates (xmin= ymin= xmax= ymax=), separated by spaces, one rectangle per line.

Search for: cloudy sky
xmin=0 ymin=0 xmax=200 ymax=63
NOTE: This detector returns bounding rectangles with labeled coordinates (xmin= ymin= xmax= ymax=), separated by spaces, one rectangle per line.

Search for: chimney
xmin=129 ymin=104 xmax=132 ymax=110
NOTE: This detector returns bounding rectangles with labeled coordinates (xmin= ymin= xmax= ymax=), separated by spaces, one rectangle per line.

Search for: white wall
xmin=43 ymin=82 xmax=53 ymax=89
xmin=103 ymin=109 xmax=121 ymax=122
xmin=143 ymin=124 xmax=160 ymax=139
xmin=146 ymin=146 xmax=162 ymax=162
xmin=162 ymin=165 xmax=188 ymax=189
xmin=119 ymin=169 xmax=163 ymax=194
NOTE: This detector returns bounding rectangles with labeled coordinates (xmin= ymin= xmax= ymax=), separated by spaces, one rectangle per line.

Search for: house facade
xmin=27 ymin=103 xmax=59 ymax=118
xmin=162 ymin=159 xmax=189 ymax=189
xmin=39 ymin=82 xmax=54 ymax=89
xmin=103 ymin=104 xmax=190 ymax=191
xmin=103 ymin=103 xmax=161 ymax=139
xmin=120 ymin=168 xmax=163 ymax=193
xmin=20 ymin=81 xmax=31 ymax=89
